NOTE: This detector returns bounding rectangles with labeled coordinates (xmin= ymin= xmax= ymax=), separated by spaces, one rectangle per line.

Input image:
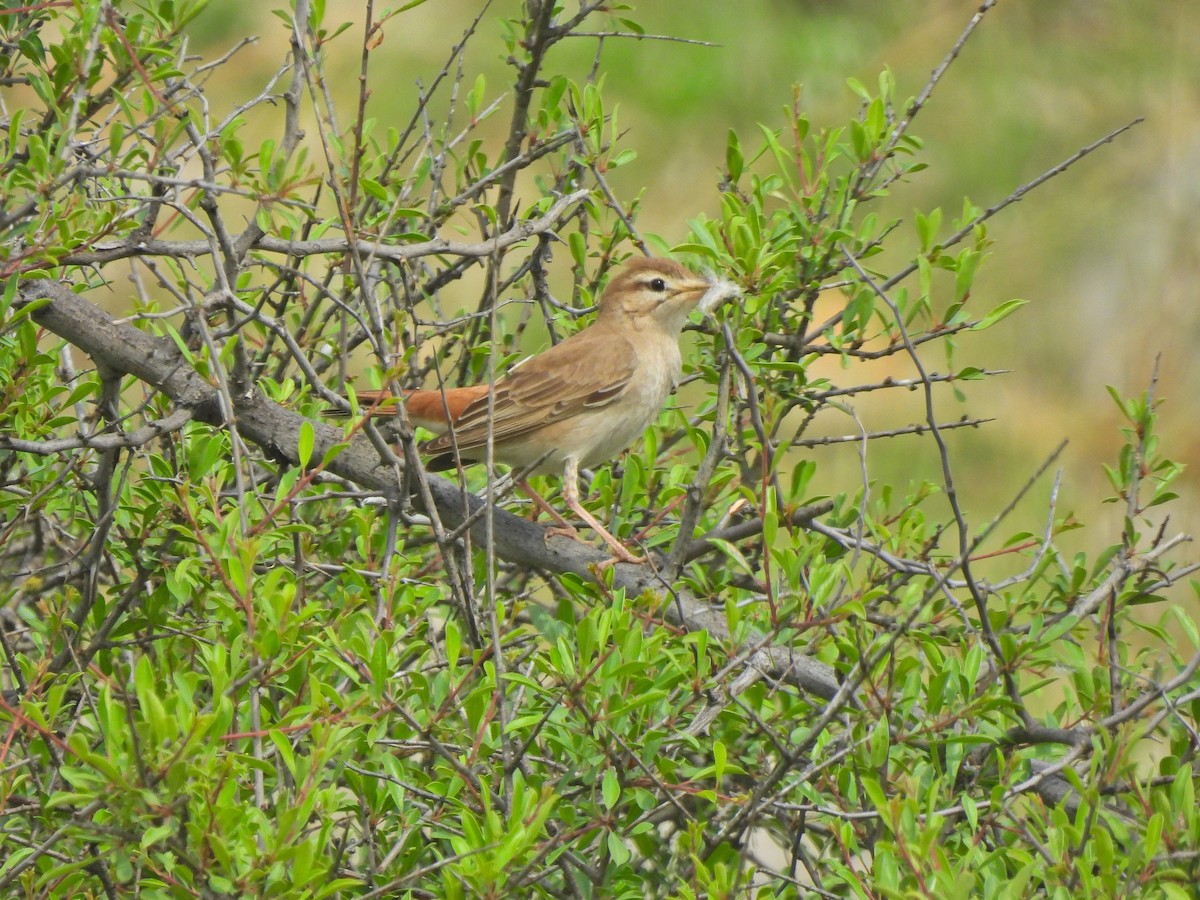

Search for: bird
xmin=350 ymin=257 xmax=740 ymax=563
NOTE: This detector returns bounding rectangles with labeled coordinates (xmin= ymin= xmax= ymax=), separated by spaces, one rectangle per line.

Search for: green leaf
xmin=725 ymin=129 xmax=743 ymax=181
xmin=467 ymin=73 xmax=486 ymax=117
xmin=972 ymin=298 xmax=1027 ymax=330
xmin=609 ymin=148 xmax=637 ymax=168
xmin=602 ymin=767 xmax=620 ymax=809
xmin=953 ymin=248 xmax=982 ymax=300
xmin=607 ymin=829 xmax=631 ymax=865
xmin=915 ymin=207 xmax=942 ymax=251
xmin=568 ymin=230 xmax=587 ymax=267
xmin=445 ymin=618 xmax=461 ymax=673
xmin=298 ymin=420 xmax=315 ymax=468
xmin=1143 ymin=811 xmax=1163 ymax=859
xmin=360 ymin=177 xmax=388 ymax=202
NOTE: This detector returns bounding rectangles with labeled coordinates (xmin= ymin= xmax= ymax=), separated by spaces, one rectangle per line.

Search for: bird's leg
xmin=552 ymin=458 xmax=645 ymax=565
xmin=516 ymin=477 xmax=579 ymax=537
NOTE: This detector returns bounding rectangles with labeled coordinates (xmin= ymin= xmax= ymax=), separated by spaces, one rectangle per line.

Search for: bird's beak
xmin=676 ymin=276 xmax=715 ymax=303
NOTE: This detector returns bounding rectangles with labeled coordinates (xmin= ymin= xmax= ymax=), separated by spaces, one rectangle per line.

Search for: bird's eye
xmin=649 ymin=277 xmax=667 ymax=292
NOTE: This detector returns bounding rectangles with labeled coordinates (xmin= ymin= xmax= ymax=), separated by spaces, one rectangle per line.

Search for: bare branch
xmin=54 ymin=189 xmax=590 ymax=270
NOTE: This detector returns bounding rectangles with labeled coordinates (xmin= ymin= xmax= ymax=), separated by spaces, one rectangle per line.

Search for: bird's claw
xmin=596 ymin=548 xmax=646 ymax=569
xmin=544 ymin=523 xmax=581 ymax=543
xmin=543 ymin=525 xmax=646 ymax=566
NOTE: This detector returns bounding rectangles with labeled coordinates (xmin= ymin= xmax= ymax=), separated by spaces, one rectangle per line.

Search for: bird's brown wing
xmin=425 ymin=329 xmax=636 ymax=454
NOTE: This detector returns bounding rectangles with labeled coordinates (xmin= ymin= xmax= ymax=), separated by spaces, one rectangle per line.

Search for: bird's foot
xmin=595 ymin=546 xmax=646 ymax=570
xmin=592 ymin=531 xmax=646 ymax=567
xmin=544 ymin=523 xmax=582 ymax=543
xmin=543 ymin=524 xmax=646 ymax=566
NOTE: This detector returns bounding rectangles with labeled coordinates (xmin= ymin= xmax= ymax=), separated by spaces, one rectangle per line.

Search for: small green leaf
xmin=1147 ymin=491 xmax=1179 ymax=508
xmin=607 ymin=829 xmax=631 ymax=864
xmin=445 ymin=619 xmax=461 ymax=672
xmin=467 ymin=73 xmax=486 ymax=117
xmin=972 ymin=298 xmax=1027 ymax=330
xmin=602 ymin=767 xmax=620 ymax=810
xmin=915 ymin=207 xmax=942 ymax=251
xmin=725 ymin=129 xmax=743 ymax=181
xmin=953 ymin=248 xmax=982 ymax=300
xmin=1142 ymin=811 xmax=1161 ymax=859
xmin=962 ymin=794 xmax=978 ymax=831
xmin=298 ymin=420 xmax=314 ymax=468
xmin=568 ymin=231 xmax=587 ymax=267
xmin=255 ymin=206 xmax=273 ymax=233
xmin=360 ymin=177 xmax=388 ymax=202
xmin=609 ymin=148 xmax=637 ymax=168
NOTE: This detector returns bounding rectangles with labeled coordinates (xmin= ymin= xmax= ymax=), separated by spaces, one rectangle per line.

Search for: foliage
xmin=1 ymin=1 xmax=1197 ymax=897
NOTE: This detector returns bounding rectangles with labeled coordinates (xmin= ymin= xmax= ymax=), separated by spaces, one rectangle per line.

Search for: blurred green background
xmin=190 ymin=1 xmax=1198 ymax=604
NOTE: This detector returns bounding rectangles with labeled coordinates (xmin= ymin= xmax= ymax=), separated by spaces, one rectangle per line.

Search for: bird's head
xmin=595 ymin=258 xmax=735 ymax=334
